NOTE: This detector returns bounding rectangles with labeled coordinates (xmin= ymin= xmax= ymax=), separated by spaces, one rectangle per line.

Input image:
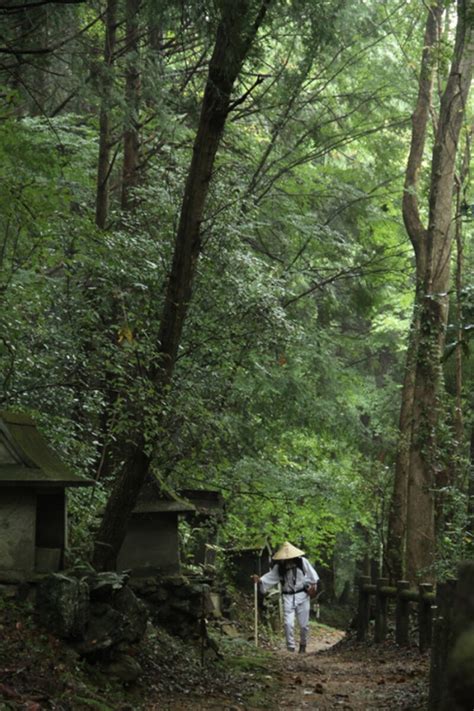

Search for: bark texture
xmin=389 ymin=0 xmax=474 ymax=581
xmin=406 ymin=0 xmax=474 ymax=581
xmin=385 ymin=299 xmax=420 ymax=581
xmin=386 ymin=1 xmax=442 ymax=581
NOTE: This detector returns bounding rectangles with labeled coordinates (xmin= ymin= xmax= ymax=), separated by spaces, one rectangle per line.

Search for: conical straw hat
xmin=272 ymin=541 xmax=305 ymax=560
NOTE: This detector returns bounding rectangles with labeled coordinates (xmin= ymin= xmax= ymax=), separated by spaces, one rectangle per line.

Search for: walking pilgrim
xmin=252 ymin=541 xmax=319 ymax=653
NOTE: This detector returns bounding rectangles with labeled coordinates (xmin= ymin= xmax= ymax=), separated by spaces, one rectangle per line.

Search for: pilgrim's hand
xmin=251 ymin=575 xmax=260 ymax=584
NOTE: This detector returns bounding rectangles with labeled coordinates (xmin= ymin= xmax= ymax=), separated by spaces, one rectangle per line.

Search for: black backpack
xmin=277 ymin=557 xmax=305 ymax=585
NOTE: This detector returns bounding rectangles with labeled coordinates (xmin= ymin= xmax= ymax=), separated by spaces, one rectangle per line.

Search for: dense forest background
xmin=0 ymin=0 xmax=472 ymax=586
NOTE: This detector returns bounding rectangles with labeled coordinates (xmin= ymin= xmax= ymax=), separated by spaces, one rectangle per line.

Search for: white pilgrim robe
xmin=259 ymin=557 xmax=319 ymax=650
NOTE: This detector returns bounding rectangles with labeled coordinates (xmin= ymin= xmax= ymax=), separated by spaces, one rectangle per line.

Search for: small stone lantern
xmin=0 ymin=411 xmax=94 ymax=581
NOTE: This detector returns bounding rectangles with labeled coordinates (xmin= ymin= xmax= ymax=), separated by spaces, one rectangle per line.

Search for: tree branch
xmin=402 ymin=0 xmax=443 ymax=252
xmin=0 ymin=0 xmax=84 ymax=12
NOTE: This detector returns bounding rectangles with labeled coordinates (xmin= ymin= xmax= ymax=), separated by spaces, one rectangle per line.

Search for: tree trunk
xmin=95 ymin=0 xmax=118 ymax=229
xmin=453 ymin=197 xmax=464 ymax=443
xmin=387 ymin=1 xmax=442 ymax=581
xmin=452 ymin=131 xmax=471 ymax=453
xmin=121 ymin=0 xmax=141 ymax=210
xmin=92 ymin=0 xmax=272 ymax=571
xmin=437 ymin=138 xmax=470 ymax=530
xmin=385 ymin=296 xmax=420 ymax=581
xmin=406 ymin=0 xmax=474 ymax=581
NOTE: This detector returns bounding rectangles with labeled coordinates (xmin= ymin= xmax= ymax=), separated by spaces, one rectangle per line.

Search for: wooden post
xmin=396 ymin=580 xmax=410 ymax=646
xmin=428 ymin=580 xmax=457 ymax=711
xmin=375 ymin=577 xmax=389 ymax=643
xmin=278 ymin=582 xmax=283 ymax=630
xmin=357 ymin=575 xmax=371 ymax=642
xmin=254 ymin=581 xmax=258 ymax=648
xmin=418 ymin=582 xmax=433 ymax=652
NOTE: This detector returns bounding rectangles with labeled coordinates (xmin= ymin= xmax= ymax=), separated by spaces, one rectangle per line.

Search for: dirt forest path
xmin=275 ymin=626 xmax=429 ymax=710
xmin=152 ymin=624 xmax=430 ymax=710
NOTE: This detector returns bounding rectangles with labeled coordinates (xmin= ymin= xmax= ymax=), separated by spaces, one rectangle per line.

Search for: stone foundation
xmin=129 ymin=574 xmax=214 ymax=639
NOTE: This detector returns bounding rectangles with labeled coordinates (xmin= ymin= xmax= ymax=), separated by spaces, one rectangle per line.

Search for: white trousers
xmin=283 ymin=593 xmax=310 ymax=650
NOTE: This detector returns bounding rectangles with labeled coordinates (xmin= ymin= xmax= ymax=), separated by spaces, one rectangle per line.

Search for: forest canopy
xmin=0 ymin=0 xmax=472 ymax=582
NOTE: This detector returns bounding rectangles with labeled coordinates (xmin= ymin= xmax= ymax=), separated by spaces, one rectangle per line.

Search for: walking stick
xmin=254 ymin=581 xmax=259 ymax=648
xmin=278 ymin=581 xmax=283 ymax=630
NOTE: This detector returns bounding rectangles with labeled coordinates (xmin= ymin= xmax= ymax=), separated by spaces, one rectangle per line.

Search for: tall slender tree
xmin=386 ymin=0 xmax=443 ymax=581
xmin=388 ymin=0 xmax=474 ymax=581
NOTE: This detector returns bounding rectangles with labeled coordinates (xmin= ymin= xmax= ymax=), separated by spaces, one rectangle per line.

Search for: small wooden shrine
xmin=0 ymin=411 xmax=93 ymax=580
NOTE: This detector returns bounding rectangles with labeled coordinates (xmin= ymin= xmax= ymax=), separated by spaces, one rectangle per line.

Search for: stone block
xmin=0 ymin=490 xmax=36 ymax=574
xmin=113 ymin=586 xmax=148 ymax=642
xmin=104 ymin=654 xmax=142 ymax=683
xmin=35 ymin=547 xmax=62 ymax=573
xmin=75 ymin=585 xmax=148 ymax=658
xmin=36 ymin=573 xmax=89 ymax=639
xmin=209 ymin=592 xmax=222 ymax=618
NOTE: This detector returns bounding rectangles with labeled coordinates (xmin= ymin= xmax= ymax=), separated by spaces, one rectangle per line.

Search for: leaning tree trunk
xmin=406 ymin=0 xmax=474 ymax=581
xmin=92 ymin=0 xmax=272 ymax=571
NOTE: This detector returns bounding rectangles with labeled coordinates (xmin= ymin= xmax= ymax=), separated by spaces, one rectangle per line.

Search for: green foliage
xmin=435 ymin=487 xmax=474 ymax=580
xmin=2 ymin=0 xmax=469 ymax=577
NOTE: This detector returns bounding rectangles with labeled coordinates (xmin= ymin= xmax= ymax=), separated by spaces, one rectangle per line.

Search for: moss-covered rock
xmin=103 ymin=653 xmax=143 ymax=683
xmin=36 ymin=573 xmax=89 ymax=639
